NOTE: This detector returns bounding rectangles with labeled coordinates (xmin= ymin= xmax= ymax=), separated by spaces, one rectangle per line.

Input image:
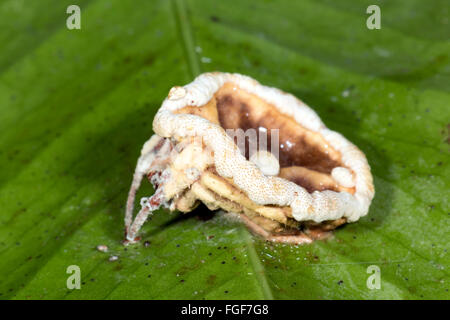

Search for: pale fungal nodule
xmin=124 ymin=72 xmax=375 ymax=245
xmin=109 ymin=255 xmax=119 ymax=262
xmin=250 ymin=150 xmax=280 ymax=176
xmin=96 ymin=244 xmax=108 ymax=253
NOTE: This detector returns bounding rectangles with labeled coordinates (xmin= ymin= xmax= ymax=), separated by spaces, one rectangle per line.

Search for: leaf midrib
xmin=171 ymin=0 xmax=273 ymax=300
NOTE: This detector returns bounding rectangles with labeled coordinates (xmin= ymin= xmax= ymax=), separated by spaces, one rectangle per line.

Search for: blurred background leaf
xmin=0 ymin=0 xmax=448 ymax=299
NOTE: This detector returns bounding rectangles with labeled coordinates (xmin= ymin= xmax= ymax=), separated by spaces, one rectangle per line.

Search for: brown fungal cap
xmin=175 ymin=82 xmax=353 ymax=195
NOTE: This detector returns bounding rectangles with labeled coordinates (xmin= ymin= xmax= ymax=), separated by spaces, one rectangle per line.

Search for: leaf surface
xmin=0 ymin=0 xmax=448 ymax=299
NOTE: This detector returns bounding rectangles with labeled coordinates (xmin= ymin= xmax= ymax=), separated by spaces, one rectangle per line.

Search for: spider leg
xmin=125 ymin=206 xmax=149 ymax=243
xmin=124 ymin=169 xmax=145 ymax=231
xmin=238 ymin=213 xmax=314 ymax=245
xmin=125 ymin=186 xmax=165 ymax=243
xmin=124 ymin=135 xmax=166 ymax=234
xmin=124 ymin=135 xmax=176 ymax=244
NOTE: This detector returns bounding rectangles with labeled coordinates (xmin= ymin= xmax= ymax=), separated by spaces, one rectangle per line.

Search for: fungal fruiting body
xmin=124 ymin=72 xmax=374 ymax=245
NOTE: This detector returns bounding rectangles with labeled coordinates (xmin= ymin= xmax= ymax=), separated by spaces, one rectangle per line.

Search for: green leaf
xmin=0 ymin=0 xmax=448 ymax=300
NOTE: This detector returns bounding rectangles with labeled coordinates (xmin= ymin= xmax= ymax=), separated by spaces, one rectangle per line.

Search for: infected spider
xmin=124 ymin=72 xmax=374 ymax=245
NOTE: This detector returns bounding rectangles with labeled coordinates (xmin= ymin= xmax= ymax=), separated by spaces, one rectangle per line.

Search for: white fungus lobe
xmin=249 ymin=150 xmax=280 ymax=176
xmin=96 ymin=245 xmax=108 ymax=253
xmin=185 ymin=167 xmax=201 ymax=181
xmin=168 ymin=86 xmax=187 ymax=101
xmin=109 ymin=255 xmax=119 ymax=262
xmin=331 ymin=167 xmax=355 ymax=188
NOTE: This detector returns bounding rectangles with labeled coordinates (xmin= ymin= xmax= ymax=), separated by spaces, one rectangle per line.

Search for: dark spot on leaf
xmin=443 ymin=124 xmax=450 ymax=144
xmin=207 ymin=275 xmax=216 ymax=285
xmin=144 ymin=55 xmax=155 ymax=66
xmin=210 ymin=16 xmax=220 ymax=22
xmin=337 ymin=280 xmax=344 ymax=285
xmin=113 ymin=264 xmax=123 ymax=271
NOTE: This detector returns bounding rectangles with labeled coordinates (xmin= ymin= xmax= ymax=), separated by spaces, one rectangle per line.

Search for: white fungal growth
xmin=153 ymin=72 xmax=374 ymax=223
xmin=249 ymin=150 xmax=280 ymax=176
xmin=168 ymin=86 xmax=187 ymax=101
xmin=96 ymin=245 xmax=108 ymax=253
xmin=124 ymin=72 xmax=375 ymax=244
xmin=332 ymin=167 xmax=355 ymax=188
xmin=185 ymin=167 xmax=201 ymax=181
xmin=140 ymin=197 xmax=151 ymax=208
